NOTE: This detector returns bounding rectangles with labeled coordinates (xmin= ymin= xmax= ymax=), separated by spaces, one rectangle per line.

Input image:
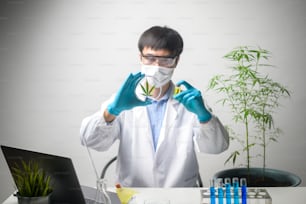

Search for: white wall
xmin=1 ymin=0 xmax=305 ymax=202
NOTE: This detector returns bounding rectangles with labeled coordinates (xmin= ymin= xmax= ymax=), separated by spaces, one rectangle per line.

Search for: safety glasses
xmin=141 ymin=53 xmax=177 ymax=67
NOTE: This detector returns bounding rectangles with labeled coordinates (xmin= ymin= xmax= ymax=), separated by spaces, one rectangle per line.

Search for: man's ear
xmin=174 ymin=56 xmax=180 ymax=66
xmin=139 ymin=53 xmax=142 ymax=61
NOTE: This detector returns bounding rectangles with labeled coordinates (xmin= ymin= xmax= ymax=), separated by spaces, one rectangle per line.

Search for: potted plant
xmin=12 ymin=160 xmax=53 ymax=204
xmin=208 ymin=46 xmax=301 ymax=186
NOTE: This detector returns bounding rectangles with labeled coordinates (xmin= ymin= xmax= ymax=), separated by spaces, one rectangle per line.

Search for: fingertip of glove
xmin=145 ymin=99 xmax=153 ymax=105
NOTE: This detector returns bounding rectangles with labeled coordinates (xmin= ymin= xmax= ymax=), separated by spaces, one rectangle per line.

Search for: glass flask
xmin=96 ymin=178 xmax=111 ymax=204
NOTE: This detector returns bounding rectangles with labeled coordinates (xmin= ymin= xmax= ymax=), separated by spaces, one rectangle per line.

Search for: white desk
xmin=3 ymin=187 xmax=306 ymax=204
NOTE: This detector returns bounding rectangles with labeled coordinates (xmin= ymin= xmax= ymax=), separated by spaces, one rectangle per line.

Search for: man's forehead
xmin=142 ymin=47 xmax=171 ymax=55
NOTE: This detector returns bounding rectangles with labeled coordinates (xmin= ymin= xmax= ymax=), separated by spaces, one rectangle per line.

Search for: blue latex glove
xmin=173 ymin=80 xmax=212 ymax=123
xmin=107 ymin=72 xmax=152 ymax=116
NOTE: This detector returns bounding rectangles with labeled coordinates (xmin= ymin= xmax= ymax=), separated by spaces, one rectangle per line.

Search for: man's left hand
xmin=173 ymin=80 xmax=212 ymax=123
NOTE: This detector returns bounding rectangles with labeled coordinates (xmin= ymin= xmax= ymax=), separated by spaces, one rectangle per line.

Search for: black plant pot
xmin=213 ymin=168 xmax=301 ymax=187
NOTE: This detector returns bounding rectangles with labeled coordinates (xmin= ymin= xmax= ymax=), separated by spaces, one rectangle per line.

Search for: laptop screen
xmin=1 ymin=145 xmax=86 ymax=204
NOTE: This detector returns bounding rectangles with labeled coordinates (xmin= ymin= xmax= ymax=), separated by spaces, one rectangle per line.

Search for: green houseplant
xmin=208 ymin=46 xmax=300 ymax=186
xmin=12 ymin=160 xmax=53 ymax=204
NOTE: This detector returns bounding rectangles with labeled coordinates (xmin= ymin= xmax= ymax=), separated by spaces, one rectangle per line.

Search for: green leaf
xmin=140 ymin=83 xmax=146 ymax=94
xmin=224 ymin=151 xmax=240 ymax=166
xmin=140 ymin=79 xmax=155 ymax=97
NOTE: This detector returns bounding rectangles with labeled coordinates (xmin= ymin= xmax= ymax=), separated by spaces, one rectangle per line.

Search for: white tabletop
xmin=3 ymin=187 xmax=306 ymax=204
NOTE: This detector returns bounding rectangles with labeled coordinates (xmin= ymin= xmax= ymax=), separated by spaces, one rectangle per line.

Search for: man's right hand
xmin=107 ymin=72 xmax=152 ymax=116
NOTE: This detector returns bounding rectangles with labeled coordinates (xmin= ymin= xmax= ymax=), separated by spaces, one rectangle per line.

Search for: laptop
xmin=1 ymin=145 xmax=120 ymax=204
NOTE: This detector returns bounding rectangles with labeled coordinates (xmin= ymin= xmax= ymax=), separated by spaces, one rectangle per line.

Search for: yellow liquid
xmin=173 ymin=86 xmax=182 ymax=95
xmin=116 ymin=187 xmax=138 ymax=204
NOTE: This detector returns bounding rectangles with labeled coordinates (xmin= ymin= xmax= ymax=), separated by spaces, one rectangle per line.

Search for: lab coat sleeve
xmin=193 ymin=115 xmax=229 ymax=154
xmin=80 ymin=97 xmax=120 ymax=152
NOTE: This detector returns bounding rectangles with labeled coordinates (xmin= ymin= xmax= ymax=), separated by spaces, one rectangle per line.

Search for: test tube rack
xmin=200 ymin=188 xmax=272 ymax=204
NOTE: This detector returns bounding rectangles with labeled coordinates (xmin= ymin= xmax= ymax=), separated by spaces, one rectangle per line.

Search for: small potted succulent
xmin=12 ymin=160 xmax=53 ymax=204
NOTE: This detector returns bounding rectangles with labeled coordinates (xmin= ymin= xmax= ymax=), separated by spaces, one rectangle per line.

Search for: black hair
xmin=138 ymin=26 xmax=184 ymax=57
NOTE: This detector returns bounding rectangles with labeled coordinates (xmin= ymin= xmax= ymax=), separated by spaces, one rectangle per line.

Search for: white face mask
xmin=141 ymin=64 xmax=175 ymax=88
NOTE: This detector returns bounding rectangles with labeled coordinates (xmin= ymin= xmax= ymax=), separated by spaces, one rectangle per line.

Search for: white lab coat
xmin=80 ymin=93 xmax=229 ymax=187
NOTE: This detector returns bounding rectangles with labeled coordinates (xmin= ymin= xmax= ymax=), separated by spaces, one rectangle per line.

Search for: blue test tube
xmin=210 ymin=179 xmax=216 ymax=204
xmin=217 ymin=178 xmax=224 ymax=204
xmin=232 ymin=177 xmax=239 ymax=204
xmin=224 ymin=178 xmax=231 ymax=186
xmin=240 ymin=178 xmax=247 ymax=204
xmin=232 ymin=177 xmax=239 ymax=188
xmin=225 ymin=183 xmax=231 ymax=204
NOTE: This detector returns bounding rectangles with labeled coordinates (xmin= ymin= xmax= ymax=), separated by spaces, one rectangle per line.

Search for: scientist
xmin=80 ymin=26 xmax=229 ymax=187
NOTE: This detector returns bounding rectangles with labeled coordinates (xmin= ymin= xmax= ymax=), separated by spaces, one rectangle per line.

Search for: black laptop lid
xmin=1 ymin=145 xmax=86 ymax=204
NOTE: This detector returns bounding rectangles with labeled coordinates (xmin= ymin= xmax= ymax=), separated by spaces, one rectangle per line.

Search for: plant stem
xmin=245 ymin=116 xmax=250 ymax=169
xmin=262 ymin=106 xmax=266 ymax=169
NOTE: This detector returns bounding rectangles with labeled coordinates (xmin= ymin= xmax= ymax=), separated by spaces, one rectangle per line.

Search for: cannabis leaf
xmin=140 ymin=79 xmax=155 ymax=97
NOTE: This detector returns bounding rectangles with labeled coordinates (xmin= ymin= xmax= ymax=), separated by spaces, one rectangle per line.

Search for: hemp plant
xmin=208 ymin=46 xmax=290 ymax=170
xmin=140 ymin=79 xmax=155 ymax=97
